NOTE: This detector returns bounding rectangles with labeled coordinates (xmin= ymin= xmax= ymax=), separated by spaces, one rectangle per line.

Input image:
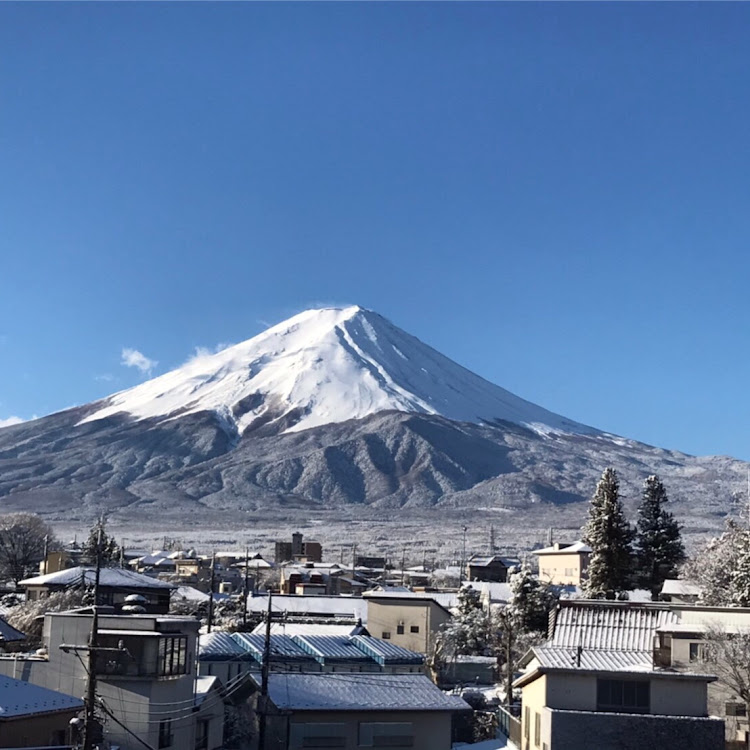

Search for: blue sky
xmin=2 ymin=2 xmax=750 ymax=458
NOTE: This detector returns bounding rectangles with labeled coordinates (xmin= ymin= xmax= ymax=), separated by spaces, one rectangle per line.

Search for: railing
xmin=498 ymin=704 xmax=522 ymax=746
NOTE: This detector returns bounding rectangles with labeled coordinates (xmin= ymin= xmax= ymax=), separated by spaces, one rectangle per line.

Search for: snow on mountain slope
xmin=80 ymin=306 xmax=599 ymax=437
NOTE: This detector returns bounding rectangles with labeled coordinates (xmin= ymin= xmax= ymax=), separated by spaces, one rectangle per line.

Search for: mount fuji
xmin=0 ymin=306 xmax=745 ymax=536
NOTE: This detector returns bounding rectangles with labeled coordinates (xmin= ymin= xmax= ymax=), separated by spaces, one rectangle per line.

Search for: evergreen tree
xmin=731 ymin=530 xmax=750 ymax=607
xmin=81 ymin=519 xmax=120 ymax=567
xmin=582 ymin=467 xmax=635 ymax=599
xmin=440 ymin=586 xmax=490 ymax=656
xmin=635 ymin=475 xmax=685 ymax=599
xmin=506 ymin=563 xmax=557 ymax=634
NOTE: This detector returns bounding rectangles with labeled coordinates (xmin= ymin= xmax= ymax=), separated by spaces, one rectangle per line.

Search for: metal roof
xmin=0 ymin=675 xmax=83 ymax=718
xmin=350 ymin=636 xmax=424 ymax=665
xmin=534 ymin=645 xmax=652 ymax=672
xmin=293 ymin=634 xmax=371 ymax=662
xmin=661 ymin=579 xmax=702 ymax=597
xmin=551 ymin=604 xmax=678 ymax=652
xmin=0 ymin=617 xmax=26 ymax=643
xmin=199 ymin=632 xmax=252 ymax=661
xmin=231 ymin=633 xmax=314 ymax=663
xmin=253 ymin=622 xmax=366 ymax=638
xmin=256 ymin=672 xmax=470 ymax=712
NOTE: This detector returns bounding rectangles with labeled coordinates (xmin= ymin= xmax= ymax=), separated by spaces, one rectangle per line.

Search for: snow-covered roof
xmin=363 ymin=590 xmax=458 ymax=610
xmin=194 ymin=675 xmax=221 ymax=706
xmin=174 ymin=585 xmax=210 ymax=603
xmin=19 ymin=566 xmax=176 ymax=590
xmin=256 ymin=672 xmax=471 ymax=712
xmin=0 ymin=675 xmax=83 ymax=717
xmin=462 ymin=581 xmax=512 ymax=602
xmin=532 ymin=541 xmax=591 ymax=556
xmin=661 ymin=579 xmax=702 ymax=597
xmin=551 ymin=603 xmax=678 ymax=652
xmin=252 ymin=622 xmax=366 ymax=638
xmin=467 ymin=555 xmax=520 ymax=568
xmin=231 ymin=633 xmax=315 ymax=663
xmin=245 ymin=594 xmax=367 ymax=621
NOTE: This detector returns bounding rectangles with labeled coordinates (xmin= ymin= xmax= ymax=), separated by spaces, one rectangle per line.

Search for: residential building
xmin=515 ymin=646 xmax=723 ymax=749
xmin=275 ymin=532 xmax=322 ymax=564
xmin=20 ymin=567 xmax=175 ymax=614
xmin=465 ymin=554 xmax=520 ymax=583
xmin=364 ymin=593 xmax=452 ymax=653
xmin=0 ymin=675 xmax=83 ymax=747
xmin=0 ymin=608 xmax=223 ymax=750
xmin=198 ymin=631 xmax=424 ymax=680
xmin=660 ymin=578 xmax=701 ymax=603
xmin=247 ymin=672 xmax=470 ymax=750
xmin=532 ymin=541 xmax=591 ymax=586
xmin=515 ymin=600 xmax=725 ymax=749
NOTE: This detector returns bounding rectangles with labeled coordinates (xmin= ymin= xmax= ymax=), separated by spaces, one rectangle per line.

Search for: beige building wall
xmin=366 ymin=599 xmax=450 ymax=653
xmin=536 ymin=552 xmax=588 ymax=586
xmin=520 ymin=673 xmax=549 ymax=750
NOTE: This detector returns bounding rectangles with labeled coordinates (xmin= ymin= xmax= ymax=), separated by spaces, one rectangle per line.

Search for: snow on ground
xmin=79 ymin=306 xmax=599 ymax=438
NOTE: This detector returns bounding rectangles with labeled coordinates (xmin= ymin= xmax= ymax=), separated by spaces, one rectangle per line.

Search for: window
xmin=689 ymin=642 xmax=705 ymax=662
xmin=534 ymin=712 xmax=541 ymax=747
xmin=564 ymin=568 xmax=575 ymax=577
xmin=359 ymin=722 xmax=414 ymax=747
xmin=382 ymin=631 xmax=391 ymax=640
xmin=410 ymin=625 xmax=419 ymax=633
xmin=726 ymin=702 xmax=747 ymax=717
xmin=291 ymin=723 xmax=347 ymax=748
xmin=158 ymin=636 xmax=188 ymax=676
xmin=397 ymin=624 xmax=405 ymax=635
xmin=158 ymin=720 xmax=173 ymax=749
xmin=597 ymin=679 xmax=650 ymax=714
xmin=524 ymin=707 xmax=529 ymax=740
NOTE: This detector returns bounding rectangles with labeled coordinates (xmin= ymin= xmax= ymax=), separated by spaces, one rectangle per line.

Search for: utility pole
xmin=489 ymin=525 xmax=495 ymax=555
xmin=400 ymin=545 xmax=406 ymax=587
xmin=461 ymin=526 xmax=468 ymax=583
xmin=243 ymin=546 xmax=250 ymax=629
xmin=258 ymin=592 xmax=273 ymax=750
xmin=351 ymin=544 xmax=357 ymax=580
xmin=84 ymin=525 xmax=102 ymax=750
xmin=42 ymin=535 xmax=49 ymax=576
xmin=207 ymin=552 xmax=216 ymax=634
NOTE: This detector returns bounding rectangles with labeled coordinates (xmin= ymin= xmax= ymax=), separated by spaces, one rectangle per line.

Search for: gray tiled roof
xmin=257 ymin=672 xmax=470 ymax=711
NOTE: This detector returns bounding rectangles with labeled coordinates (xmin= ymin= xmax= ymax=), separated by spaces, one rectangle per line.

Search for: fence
xmin=498 ymin=704 xmax=522 ymax=746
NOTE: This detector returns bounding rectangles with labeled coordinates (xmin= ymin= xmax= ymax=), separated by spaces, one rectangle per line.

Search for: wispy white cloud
xmin=183 ymin=342 xmax=231 ymax=363
xmin=0 ymin=416 xmax=24 ymax=428
xmin=94 ymin=373 xmax=116 ymax=383
xmin=121 ymin=348 xmax=158 ymax=375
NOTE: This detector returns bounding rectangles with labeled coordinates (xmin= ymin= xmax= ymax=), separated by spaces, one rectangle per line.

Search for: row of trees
xmin=583 ymin=468 xmax=685 ymax=600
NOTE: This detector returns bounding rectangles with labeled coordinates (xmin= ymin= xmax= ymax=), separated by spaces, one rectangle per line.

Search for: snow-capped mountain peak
xmin=80 ymin=306 xmax=598 ymax=437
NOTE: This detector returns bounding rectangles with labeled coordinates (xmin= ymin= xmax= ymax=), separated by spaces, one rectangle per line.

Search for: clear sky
xmin=2 ymin=2 xmax=750 ymax=459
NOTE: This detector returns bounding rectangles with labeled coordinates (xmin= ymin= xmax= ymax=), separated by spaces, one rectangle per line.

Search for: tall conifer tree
xmin=635 ymin=475 xmax=685 ymax=599
xmin=582 ymin=467 xmax=634 ymax=599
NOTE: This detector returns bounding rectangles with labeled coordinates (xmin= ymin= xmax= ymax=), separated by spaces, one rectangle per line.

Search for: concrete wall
xmin=366 ymin=599 xmax=450 ymax=653
xmin=268 ymin=710 xmax=455 ymax=750
xmin=548 ymin=707 xmax=724 ymax=749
